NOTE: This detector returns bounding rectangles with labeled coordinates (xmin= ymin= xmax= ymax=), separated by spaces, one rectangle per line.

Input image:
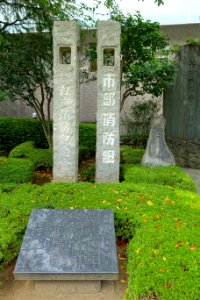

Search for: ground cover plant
xmin=0 ymin=180 xmax=199 ymax=299
xmin=122 ymin=165 xmax=197 ymax=192
xmin=120 ymin=147 xmax=145 ymax=164
xmin=9 ymin=141 xmax=53 ymax=170
xmin=0 ymin=157 xmax=34 ymax=183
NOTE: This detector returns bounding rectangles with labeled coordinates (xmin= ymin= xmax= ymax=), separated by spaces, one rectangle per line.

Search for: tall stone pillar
xmin=53 ymin=21 xmax=80 ymax=182
xmin=96 ymin=21 xmax=121 ymax=183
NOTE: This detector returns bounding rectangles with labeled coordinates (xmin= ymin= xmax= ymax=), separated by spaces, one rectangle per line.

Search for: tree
xmin=0 ymin=33 xmax=53 ymax=148
xmin=111 ymin=12 xmax=175 ymax=110
xmin=0 ymin=0 xmax=107 ymax=148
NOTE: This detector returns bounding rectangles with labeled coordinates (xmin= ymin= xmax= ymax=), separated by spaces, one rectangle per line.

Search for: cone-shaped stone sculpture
xmin=142 ymin=116 xmax=175 ymax=167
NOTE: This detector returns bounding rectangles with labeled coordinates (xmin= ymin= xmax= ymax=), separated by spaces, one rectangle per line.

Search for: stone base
xmin=34 ymin=280 xmax=101 ymax=296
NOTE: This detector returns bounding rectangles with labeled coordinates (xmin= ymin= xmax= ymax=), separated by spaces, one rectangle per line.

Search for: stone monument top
xmin=14 ymin=209 xmax=118 ymax=281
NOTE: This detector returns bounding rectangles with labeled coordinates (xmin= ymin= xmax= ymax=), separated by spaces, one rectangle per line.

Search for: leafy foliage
xmin=0 ymin=118 xmax=96 ymax=154
xmin=0 ymin=157 xmax=34 ymax=183
xmin=123 ymin=165 xmax=197 ymax=192
xmin=111 ymin=12 xmax=175 ymax=110
xmin=121 ymin=99 xmax=160 ymax=147
xmin=0 ymin=33 xmax=53 ymax=148
xmin=9 ymin=141 xmax=53 ymax=170
xmin=79 ymin=123 xmax=96 ymax=154
xmin=0 ymin=0 xmax=101 ymax=37
xmin=0 ymin=118 xmax=49 ymax=150
xmin=120 ymin=147 xmax=145 ymax=164
xmin=0 ymin=180 xmax=199 ymax=300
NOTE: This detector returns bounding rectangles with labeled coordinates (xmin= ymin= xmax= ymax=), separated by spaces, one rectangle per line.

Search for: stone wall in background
xmin=167 ymin=138 xmax=200 ymax=169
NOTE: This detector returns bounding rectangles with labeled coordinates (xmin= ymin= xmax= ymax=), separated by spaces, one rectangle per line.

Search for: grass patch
xmin=120 ymin=147 xmax=145 ymax=164
xmin=9 ymin=141 xmax=53 ymax=170
xmin=122 ymin=165 xmax=196 ymax=192
xmin=0 ymin=157 xmax=34 ymax=183
xmin=0 ymin=181 xmax=199 ymax=299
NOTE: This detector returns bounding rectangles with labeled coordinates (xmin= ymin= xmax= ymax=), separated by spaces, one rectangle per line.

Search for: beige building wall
xmin=1 ymin=23 xmax=200 ymax=122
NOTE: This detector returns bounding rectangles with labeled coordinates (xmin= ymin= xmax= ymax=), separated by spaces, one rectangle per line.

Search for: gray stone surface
xmin=53 ymin=21 xmax=80 ymax=182
xmin=142 ymin=116 xmax=175 ymax=166
xmin=95 ymin=20 xmax=121 ymax=183
xmin=167 ymin=138 xmax=200 ymax=169
xmin=164 ymin=45 xmax=200 ymax=140
xmin=14 ymin=209 xmax=118 ymax=281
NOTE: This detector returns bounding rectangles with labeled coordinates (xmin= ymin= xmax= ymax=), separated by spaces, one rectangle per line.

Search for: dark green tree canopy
xmin=0 ymin=32 xmax=53 ymax=147
xmin=111 ymin=12 xmax=175 ymax=109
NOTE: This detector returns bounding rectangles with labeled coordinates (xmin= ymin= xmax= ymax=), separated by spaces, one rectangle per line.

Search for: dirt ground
xmin=0 ymin=240 xmax=128 ymax=300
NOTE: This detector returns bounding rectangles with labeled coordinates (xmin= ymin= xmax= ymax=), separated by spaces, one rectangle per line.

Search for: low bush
xmin=120 ymin=147 xmax=145 ymax=164
xmin=122 ymin=165 xmax=197 ymax=192
xmin=0 ymin=118 xmax=96 ymax=154
xmin=10 ymin=142 xmax=92 ymax=170
xmin=79 ymin=123 xmax=96 ymax=154
xmin=0 ymin=182 xmax=199 ymax=299
xmin=79 ymin=165 xmax=95 ymax=182
xmin=79 ymin=145 xmax=92 ymax=162
xmin=9 ymin=141 xmax=53 ymax=170
xmin=0 ymin=118 xmax=49 ymax=150
xmin=0 ymin=157 xmax=34 ymax=183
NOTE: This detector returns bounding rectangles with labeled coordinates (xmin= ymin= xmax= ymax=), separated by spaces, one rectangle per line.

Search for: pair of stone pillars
xmin=53 ymin=20 xmax=121 ymax=183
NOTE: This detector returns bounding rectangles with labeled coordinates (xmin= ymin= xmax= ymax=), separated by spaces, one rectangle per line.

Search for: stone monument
xmin=164 ymin=45 xmax=200 ymax=168
xmin=14 ymin=209 xmax=118 ymax=294
xmin=142 ymin=116 xmax=175 ymax=166
xmin=95 ymin=20 xmax=121 ymax=183
xmin=53 ymin=21 xmax=80 ymax=182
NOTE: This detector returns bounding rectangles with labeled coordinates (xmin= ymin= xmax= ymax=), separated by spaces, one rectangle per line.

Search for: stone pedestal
xmin=95 ymin=21 xmax=121 ymax=183
xmin=142 ymin=116 xmax=175 ymax=166
xmin=34 ymin=280 xmax=101 ymax=295
xmin=53 ymin=21 xmax=80 ymax=182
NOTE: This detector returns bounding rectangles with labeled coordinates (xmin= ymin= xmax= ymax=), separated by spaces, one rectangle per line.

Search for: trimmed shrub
xmin=9 ymin=141 xmax=53 ymax=170
xmin=0 ymin=157 xmax=34 ymax=183
xmin=120 ymin=147 xmax=145 ymax=164
xmin=9 ymin=141 xmax=92 ymax=170
xmin=0 ymin=118 xmax=96 ymax=154
xmin=0 ymin=118 xmax=49 ymax=150
xmin=123 ymin=164 xmax=197 ymax=192
xmin=79 ymin=145 xmax=91 ymax=162
xmin=79 ymin=123 xmax=96 ymax=154
xmin=79 ymin=165 xmax=95 ymax=182
xmin=0 ymin=182 xmax=199 ymax=300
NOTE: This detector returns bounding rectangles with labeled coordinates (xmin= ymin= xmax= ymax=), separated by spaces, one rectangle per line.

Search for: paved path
xmin=183 ymin=168 xmax=200 ymax=194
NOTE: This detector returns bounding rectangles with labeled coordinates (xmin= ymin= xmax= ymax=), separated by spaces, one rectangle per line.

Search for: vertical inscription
xmin=186 ymin=59 xmax=197 ymax=138
xmin=96 ymin=21 xmax=121 ymax=183
xmin=53 ymin=21 xmax=80 ymax=182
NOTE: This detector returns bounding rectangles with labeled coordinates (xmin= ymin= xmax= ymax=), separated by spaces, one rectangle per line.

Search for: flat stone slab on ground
xmin=14 ymin=209 xmax=118 ymax=281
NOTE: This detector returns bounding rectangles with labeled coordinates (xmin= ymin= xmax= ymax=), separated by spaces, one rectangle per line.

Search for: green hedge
xmin=9 ymin=141 xmax=53 ymax=170
xmin=120 ymin=147 xmax=145 ymax=164
xmin=79 ymin=123 xmax=96 ymax=153
xmin=0 ymin=182 xmax=199 ymax=299
xmin=0 ymin=118 xmax=96 ymax=153
xmin=0 ymin=157 xmax=34 ymax=183
xmin=0 ymin=118 xmax=49 ymax=150
xmin=9 ymin=141 xmax=92 ymax=169
xmin=122 ymin=165 xmax=197 ymax=192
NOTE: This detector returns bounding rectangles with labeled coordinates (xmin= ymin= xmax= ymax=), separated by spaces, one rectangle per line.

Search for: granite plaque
xmin=14 ymin=209 xmax=118 ymax=281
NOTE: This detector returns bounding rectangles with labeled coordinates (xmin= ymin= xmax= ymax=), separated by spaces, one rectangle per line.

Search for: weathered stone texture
xmin=167 ymin=138 xmax=200 ymax=169
xmin=53 ymin=21 xmax=80 ymax=182
xmin=142 ymin=116 xmax=175 ymax=167
xmin=95 ymin=21 xmax=121 ymax=183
